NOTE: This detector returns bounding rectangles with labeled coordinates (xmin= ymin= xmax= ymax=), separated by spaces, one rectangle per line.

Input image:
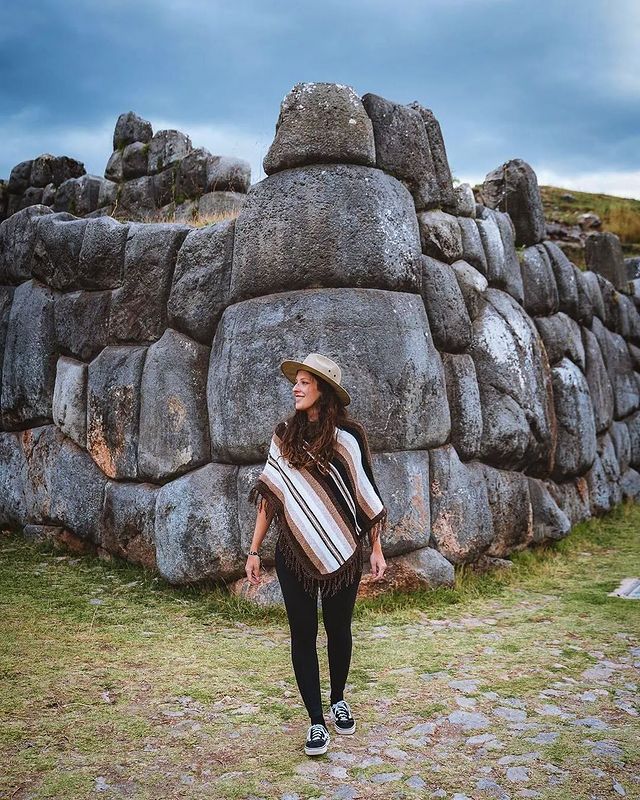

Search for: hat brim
xmin=280 ymin=360 xmax=351 ymax=406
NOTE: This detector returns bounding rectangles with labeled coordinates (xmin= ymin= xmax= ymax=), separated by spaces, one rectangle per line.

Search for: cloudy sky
xmin=1 ymin=0 xmax=639 ymax=197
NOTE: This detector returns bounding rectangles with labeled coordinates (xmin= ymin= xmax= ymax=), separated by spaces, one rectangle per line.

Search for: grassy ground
xmin=1 ymin=502 xmax=639 ymax=800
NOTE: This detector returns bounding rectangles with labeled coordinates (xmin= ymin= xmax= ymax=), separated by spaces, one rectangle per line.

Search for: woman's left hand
xmin=369 ymin=547 xmax=387 ymax=581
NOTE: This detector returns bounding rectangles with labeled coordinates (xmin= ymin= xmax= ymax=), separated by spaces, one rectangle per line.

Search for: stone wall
xmin=1 ymin=82 xmax=638 ymax=604
xmin=0 ymin=112 xmax=251 ymax=224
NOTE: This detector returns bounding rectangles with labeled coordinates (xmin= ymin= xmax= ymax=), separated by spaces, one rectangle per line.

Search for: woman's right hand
xmin=245 ymin=554 xmax=261 ymax=585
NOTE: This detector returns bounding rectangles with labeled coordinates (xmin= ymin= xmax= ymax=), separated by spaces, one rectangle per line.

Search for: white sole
xmin=333 ymin=721 xmax=356 ymax=734
xmin=304 ymin=739 xmax=329 ymax=756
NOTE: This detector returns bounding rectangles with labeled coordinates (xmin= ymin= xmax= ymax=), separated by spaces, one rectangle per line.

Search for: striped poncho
xmin=249 ymin=419 xmax=387 ymax=597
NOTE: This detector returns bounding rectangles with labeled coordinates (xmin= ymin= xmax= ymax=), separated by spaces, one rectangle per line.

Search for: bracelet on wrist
xmin=248 ymin=550 xmax=260 ymax=558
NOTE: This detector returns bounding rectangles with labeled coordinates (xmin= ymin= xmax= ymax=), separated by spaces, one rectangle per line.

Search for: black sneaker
xmin=330 ymin=700 xmax=356 ymax=734
xmin=304 ymin=723 xmax=330 ymax=756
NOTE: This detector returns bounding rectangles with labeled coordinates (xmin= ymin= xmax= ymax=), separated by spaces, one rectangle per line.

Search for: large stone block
xmin=429 ymin=445 xmax=494 ymax=564
xmin=544 ymin=477 xmax=590 ymax=526
xmin=8 ymin=160 xmax=34 ymax=194
xmin=0 ymin=205 xmax=54 ymax=284
xmin=418 ymin=211 xmax=463 ymax=264
xmin=585 ymin=433 xmax=622 ymax=515
xmin=197 ymin=190 xmax=246 ymax=220
xmin=359 ymin=546 xmax=455 ymax=598
xmin=527 ymin=477 xmax=571 ymax=543
xmin=105 ymin=150 xmax=123 ymax=182
xmin=206 ymin=156 xmax=251 ymax=194
xmin=53 ymin=175 xmax=103 ymax=216
xmin=610 ymin=420 xmax=632 ymax=473
xmin=87 ymin=345 xmax=147 ymax=479
xmin=109 ymin=222 xmax=191 ymax=343
xmin=482 ymin=465 xmax=533 ymax=558
xmin=113 ymin=111 xmax=153 ymax=149
xmin=591 ymin=317 xmax=639 ymax=420
xmin=481 ymin=159 xmax=546 ymax=246
xmin=489 ymin=208 xmax=524 ymax=305
xmin=419 ymin=256 xmax=472 ymax=352
xmin=31 ymin=213 xmax=88 ymax=290
xmin=470 ymin=288 xmax=556 ymax=474
xmin=442 ymin=353 xmax=482 ymax=460
xmin=138 ymin=329 xmax=211 ymax=482
xmin=0 ymin=286 xmax=15 ymax=396
xmin=167 ymin=220 xmax=234 ymax=344
xmin=101 ymin=480 xmax=157 ymax=568
xmin=0 ymin=431 xmax=27 ymax=526
xmin=1 ymin=280 xmax=57 ymax=429
xmin=476 ymin=209 xmax=507 ymax=288
xmin=581 ymin=270 xmax=605 ymax=321
xmin=582 ymin=326 xmax=614 ymax=433
xmin=362 ymin=94 xmax=439 ymax=210
xmin=147 ymin=129 xmax=192 ymax=174
xmin=175 ymin=147 xmax=213 ymax=198
xmin=451 ymin=260 xmax=488 ymax=320
xmin=542 ymin=241 xmax=579 ymax=318
xmin=551 ymin=358 xmax=597 ymax=479
xmin=534 ymin=312 xmax=585 ymax=369
xmin=458 ymin=216 xmax=488 ymax=275
xmin=30 ymin=154 xmax=85 ymax=188
xmin=229 ymin=165 xmax=421 ymax=303
xmin=155 ymin=463 xmax=241 ymax=583
xmin=521 ymin=244 xmax=559 ymax=316
xmin=585 ymin=232 xmax=627 ymax=291
xmin=117 ymin=176 xmax=158 ymax=219
xmin=626 ymin=410 xmax=640 ymax=468
xmin=208 ymin=289 xmax=450 ymax=462
xmin=121 ymin=142 xmax=148 ymax=180
xmin=54 ymin=289 xmax=111 ymax=361
xmin=408 ymin=103 xmax=455 ymax=210
xmin=77 ymin=216 xmax=129 ymax=289
xmin=264 ymin=83 xmax=376 ymax=174
xmin=52 ymin=356 xmax=87 ymax=448
xmin=621 ymin=468 xmax=640 ymax=502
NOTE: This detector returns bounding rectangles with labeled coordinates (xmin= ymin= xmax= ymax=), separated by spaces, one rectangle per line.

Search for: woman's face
xmin=293 ymin=369 xmax=321 ymax=414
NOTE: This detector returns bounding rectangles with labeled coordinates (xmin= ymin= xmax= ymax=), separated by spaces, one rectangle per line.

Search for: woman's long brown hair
xmin=279 ymin=374 xmax=350 ymax=470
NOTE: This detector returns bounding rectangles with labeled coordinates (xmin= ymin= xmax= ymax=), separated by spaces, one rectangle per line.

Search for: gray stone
xmin=229 ymin=568 xmax=284 ymax=606
xmin=429 ymin=445 xmax=494 ymax=563
xmin=77 ymin=216 xmax=128 ymax=289
xmin=451 ymin=259 xmax=488 ymax=320
xmin=155 ymin=463 xmax=241 ymax=583
xmin=585 ymin=232 xmax=627 ymax=291
xmin=208 ymin=289 xmax=450 ymax=462
xmin=113 ymin=111 xmax=153 ymax=149
xmin=0 ymin=431 xmax=27 ymax=525
xmin=0 ymin=286 xmax=14 ymax=392
xmin=100 ymin=480 xmax=157 ymax=568
xmin=610 ymin=420 xmax=632 ymax=473
xmin=618 ymin=294 xmax=640 ymax=344
xmin=491 ymin=208 xmax=524 ymax=305
xmin=264 ymin=83 xmax=376 ymax=174
xmin=8 ymin=160 xmax=34 ymax=194
xmin=173 ymin=199 xmax=197 ymax=223
xmin=527 ymin=477 xmax=571 ymax=543
xmin=482 ymin=465 xmax=533 ymax=557
xmin=205 ymin=156 xmax=251 ymax=194
xmin=620 ymin=467 xmax=640 ymax=501
xmin=597 ymin=274 xmax=624 ymax=332
xmin=408 ymin=102 xmax=456 ymax=210
xmin=87 ymin=345 xmax=147 ymax=479
xmin=442 ymin=353 xmax=483 ymax=460
xmin=1 ymin=280 xmax=57 ymax=429
xmin=104 ymin=150 xmax=123 ymax=182
xmin=121 ymin=142 xmax=148 ymax=180
xmin=573 ymin=265 xmax=594 ymax=325
xmin=54 ymin=289 xmax=110 ymax=362
xmin=475 ymin=777 xmax=510 ymax=799
xmin=586 ymin=433 xmax=622 ymax=515
xmin=420 ymin=256 xmax=472 ymax=352
xmin=109 ymin=222 xmax=190 ymax=343
xmin=448 ymin=710 xmax=491 ymax=729
xmin=53 ymin=174 xmax=103 ymax=216
xmin=147 ymin=129 xmax=192 ymax=174
xmin=582 ymin=325 xmax=614 ymax=433
xmin=591 ymin=317 xmax=638 ymax=420
xmin=506 ymin=767 xmax=529 ymax=783
xmin=117 ymin=175 xmax=157 ymax=219
xmin=551 ymin=357 xmax=597 ymax=479
xmin=629 ymin=342 xmax=640 ymax=370
xmin=476 ymin=209 xmax=507 ymax=288
xmin=20 ymin=187 xmax=44 ymax=208
xmin=542 ymin=242 xmax=579 ymax=317
xmin=52 ymin=356 xmax=87 ymax=448
xmin=238 ymin=463 xmax=280 ymax=566
xmin=0 ymin=205 xmax=54 ymax=284
xmin=229 ymin=164 xmax=421 ymax=303
xmin=458 ymin=216 xmax=488 ymax=275
xmin=197 ymin=190 xmax=245 ymax=220
xmin=392 ymin=546 xmax=455 ymax=588
xmin=137 ymin=329 xmax=211 ymax=482
xmin=167 ymin=220 xmax=234 ymax=344
xmin=625 ymin=410 xmax=640 ymax=468
xmin=175 ymin=147 xmax=213 ymax=199
xmin=470 ymin=289 xmax=556 ymax=474
xmin=481 ymin=158 xmax=546 ymax=246
xmin=41 ymin=183 xmax=56 ymax=206
xmin=418 ymin=211 xmax=463 ymax=263
xmin=97 ymin=179 xmax=117 ymax=209
xmin=521 ymin=245 xmax=559 ymax=316
xmin=534 ymin=312 xmax=585 ymax=369
xmin=151 ymin=168 xmax=175 ymax=208
xmin=362 ymin=93 xmax=439 ymax=210
xmin=581 ymin=270 xmax=605 ymax=321
xmin=31 ymin=213 xmax=88 ymax=290
xmin=544 ymin=478 xmax=591 ymax=526
xmin=453 ymin=183 xmax=476 ymax=217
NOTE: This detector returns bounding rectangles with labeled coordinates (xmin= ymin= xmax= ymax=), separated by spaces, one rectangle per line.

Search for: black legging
xmin=275 ymin=540 xmax=362 ymax=726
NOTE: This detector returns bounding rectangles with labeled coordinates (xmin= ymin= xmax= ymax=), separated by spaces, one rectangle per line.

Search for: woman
xmin=246 ymin=352 xmax=387 ymax=757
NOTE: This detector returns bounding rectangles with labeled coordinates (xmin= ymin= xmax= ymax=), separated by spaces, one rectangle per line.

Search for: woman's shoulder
xmin=337 ymin=418 xmax=370 ymax=445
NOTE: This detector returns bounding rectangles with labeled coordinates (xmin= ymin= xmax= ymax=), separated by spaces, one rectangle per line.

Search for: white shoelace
xmin=308 ymin=723 xmax=327 ymax=741
xmin=332 ymin=700 xmax=352 ymax=721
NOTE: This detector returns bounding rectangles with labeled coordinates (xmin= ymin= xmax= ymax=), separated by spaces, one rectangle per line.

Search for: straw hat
xmin=280 ymin=352 xmax=351 ymax=406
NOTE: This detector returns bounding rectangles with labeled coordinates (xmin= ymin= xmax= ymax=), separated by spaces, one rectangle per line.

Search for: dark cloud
xmin=1 ymin=0 xmax=638 ymax=194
